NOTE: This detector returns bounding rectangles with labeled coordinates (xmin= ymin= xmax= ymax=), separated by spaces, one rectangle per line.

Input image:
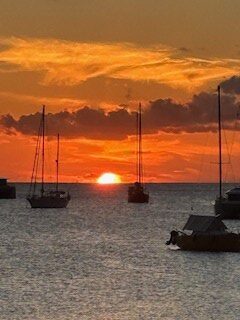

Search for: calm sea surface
xmin=1 ymin=183 xmax=240 ymax=320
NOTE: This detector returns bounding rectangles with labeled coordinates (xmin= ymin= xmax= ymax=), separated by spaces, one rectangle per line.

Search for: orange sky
xmin=1 ymin=1 xmax=240 ymax=183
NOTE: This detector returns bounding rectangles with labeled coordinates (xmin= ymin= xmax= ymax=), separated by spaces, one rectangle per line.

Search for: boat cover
xmin=183 ymin=215 xmax=226 ymax=232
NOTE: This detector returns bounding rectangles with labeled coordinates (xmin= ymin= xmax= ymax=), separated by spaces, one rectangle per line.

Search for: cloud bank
xmin=220 ymin=75 xmax=240 ymax=94
xmin=1 ymin=77 xmax=240 ymax=140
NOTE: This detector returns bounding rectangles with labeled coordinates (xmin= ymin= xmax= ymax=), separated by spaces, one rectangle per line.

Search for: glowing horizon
xmin=97 ymin=173 xmax=122 ymax=185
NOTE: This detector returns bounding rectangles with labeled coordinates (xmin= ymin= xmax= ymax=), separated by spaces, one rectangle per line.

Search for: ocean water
xmin=0 ymin=183 xmax=240 ymax=320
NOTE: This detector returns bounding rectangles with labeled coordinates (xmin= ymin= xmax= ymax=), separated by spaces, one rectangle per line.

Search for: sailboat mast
xmin=136 ymin=111 xmax=139 ymax=182
xmin=56 ymin=134 xmax=59 ymax=192
xmin=218 ymin=86 xmax=222 ymax=199
xmin=138 ymin=102 xmax=142 ymax=185
xmin=41 ymin=105 xmax=45 ymax=196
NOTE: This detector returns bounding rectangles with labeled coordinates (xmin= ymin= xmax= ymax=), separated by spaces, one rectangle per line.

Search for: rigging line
xmin=138 ymin=104 xmax=141 ymax=184
xmin=228 ymin=106 xmax=240 ymax=157
xmin=56 ymin=134 xmax=60 ymax=192
xmin=192 ymin=130 xmax=212 ymax=212
xmin=33 ymin=121 xmax=42 ymax=194
xmin=228 ymin=123 xmax=237 ymax=158
xmin=196 ymin=94 xmax=217 ymax=185
xmin=45 ymin=117 xmax=55 ymax=185
xmin=46 ymin=141 xmax=54 ymax=184
xmin=220 ymin=93 xmax=238 ymax=185
xmin=41 ymin=105 xmax=45 ymax=196
xmin=136 ymin=110 xmax=139 ymax=182
xmin=222 ymin=126 xmax=236 ymax=183
xmin=234 ymin=120 xmax=240 ymax=182
xmin=226 ymin=118 xmax=239 ymax=182
xmin=218 ymin=86 xmax=223 ymax=198
xmin=191 ymin=89 xmax=217 ymax=211
xmin=196 ymin=131 xmax=211 ymax=183
xmin=139 ymin=102 xmax=142 ymax=185
xmin=141 ymin=106 xmax=145 ymax=186
xmin=139 ymin=102 xmax=143 ymax=185
xmin=29 ymin=116 xmax=42 ymax=195
xmin=222 ymin=128 xmax=229 ymax=183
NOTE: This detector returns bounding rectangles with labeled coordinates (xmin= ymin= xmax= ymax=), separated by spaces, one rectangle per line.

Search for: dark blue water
xmin=0 ymin=184 xmax=240 ymax=319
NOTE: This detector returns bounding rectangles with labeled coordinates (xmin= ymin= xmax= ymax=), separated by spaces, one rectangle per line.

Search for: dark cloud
xmin=0 ymin=107 xmax=137 ymax=140
xmin=1 ymin=85 xmax=240 ymax=140
xmin=220 ymin=76 xmax=240 ymax=94
xmin=144 ymin=91 xmax=238 ymax=134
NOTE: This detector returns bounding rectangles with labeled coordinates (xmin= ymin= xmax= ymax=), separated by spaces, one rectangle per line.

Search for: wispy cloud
xmin=0 ymin=37 xmax=239 ymax=89
xmin=0 ymin=90 xmax=87 ymax=109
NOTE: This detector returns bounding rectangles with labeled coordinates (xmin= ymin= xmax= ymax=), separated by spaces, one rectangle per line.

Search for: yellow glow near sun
xmin=97 ymin=173 xmax=121 ymax=184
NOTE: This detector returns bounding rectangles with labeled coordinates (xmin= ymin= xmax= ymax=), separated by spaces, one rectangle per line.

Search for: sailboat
xmin=214 ymin=86 xmax=240 ymax=219
xmin=128 ymin=103 xmax=149 ymax=203
xmin=26 ymin=106 xmax=71 ymax=208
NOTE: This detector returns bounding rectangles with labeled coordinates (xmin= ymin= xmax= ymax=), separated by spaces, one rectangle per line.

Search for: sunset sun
xmin=97 ymin=173 xmax=121 ymax=184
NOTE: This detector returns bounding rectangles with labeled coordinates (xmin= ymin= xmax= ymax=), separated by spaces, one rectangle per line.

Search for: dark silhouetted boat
xmin=27 ymin=106 xmax=70 ymax=208
xmin=166 ymin=214 xmax=240 ymax=252
xmin=0 ymin=178 xmax=16 ymax=199
xmin=128 ymin=103 xmax=149 ymax=203
xmin=214 ymin=86 xmax=240 ymax=219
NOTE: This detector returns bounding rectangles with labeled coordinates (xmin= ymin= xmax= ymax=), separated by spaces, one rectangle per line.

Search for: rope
xmin=191 ymin=90 xmax=217 ymax=211
xmin=29 ymin=115 xmax=42 ymax=195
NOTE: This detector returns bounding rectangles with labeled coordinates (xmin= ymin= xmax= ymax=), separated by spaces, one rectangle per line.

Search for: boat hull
xmin=214 ymin=198 xmax=240 ymax=219
xmin=27 ymin=196 xmax=70 ymax=208
xmin=0 ymin=186 xmax=16 ymax=199
xmin=128 ymin=192 xmax=149 ymax=203
xmin=167 ymin=231 xmax=240 ymax=252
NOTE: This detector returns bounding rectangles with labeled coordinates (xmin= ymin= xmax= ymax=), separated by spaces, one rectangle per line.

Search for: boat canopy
xmin=183 ymin=215 xmax=226 ymax=232
xmin=226 ymin=187 xmax=240 ymax=195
